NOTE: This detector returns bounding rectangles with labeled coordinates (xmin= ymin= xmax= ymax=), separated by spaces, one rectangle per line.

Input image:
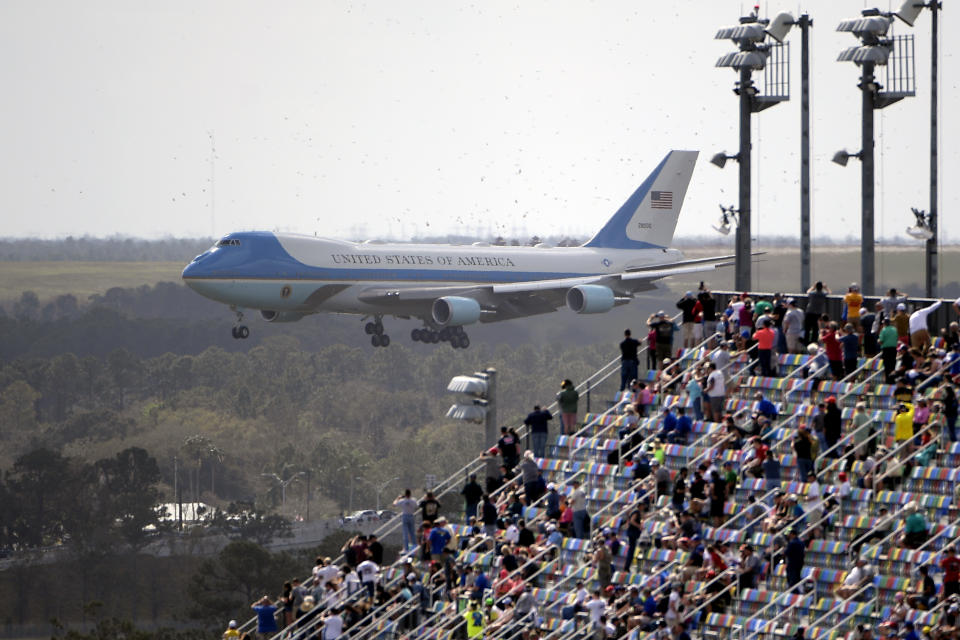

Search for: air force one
xmin=182 ymin=150 xmax=733 ymax=349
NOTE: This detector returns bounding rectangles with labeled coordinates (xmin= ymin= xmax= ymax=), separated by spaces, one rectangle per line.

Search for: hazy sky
xmin=1 ymin=1 xmax=955 ymax=244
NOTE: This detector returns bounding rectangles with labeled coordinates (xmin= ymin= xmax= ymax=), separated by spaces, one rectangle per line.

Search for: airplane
xmin=182 ymin=150 xmax=735 ymax=348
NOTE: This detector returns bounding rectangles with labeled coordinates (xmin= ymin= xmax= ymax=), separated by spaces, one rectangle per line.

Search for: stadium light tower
xmin=834 ymin=7 xmax=916 ymax=295
xmin=446 ymin=368 xmax=497 ymax=479
xmin=895 ymin=0 xmax=940 ymax=296
xmin=713 ymin=8 xmax=794 ymax=291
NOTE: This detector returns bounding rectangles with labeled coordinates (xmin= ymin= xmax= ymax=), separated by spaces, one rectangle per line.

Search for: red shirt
xmin=822 ymin=330 xmax=842 ymax=361
xmin=942 ymin=555 xmax=960 ymax=582
xmin=753 ymin=327 xmax=775 ymax=350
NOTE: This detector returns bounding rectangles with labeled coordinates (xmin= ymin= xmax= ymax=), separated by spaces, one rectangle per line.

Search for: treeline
xmin=0 ymin=236 xmax=213 ymax=262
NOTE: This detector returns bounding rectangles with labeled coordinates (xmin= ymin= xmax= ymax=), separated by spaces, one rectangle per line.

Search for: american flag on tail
xmin=650 ymin=191 xmax=673 ymax=210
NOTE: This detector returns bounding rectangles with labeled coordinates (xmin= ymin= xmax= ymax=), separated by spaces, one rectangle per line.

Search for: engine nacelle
xmin=260 ymin=310 xmax=308 ymax=323
xmin=566 ymin=285 xmax=615 ymax=314
xmin=432 ymin=296 xmax=482 ymax=327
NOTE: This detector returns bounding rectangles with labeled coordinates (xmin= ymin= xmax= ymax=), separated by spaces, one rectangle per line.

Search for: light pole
xmin=797 ymin=13 xmax=813 ymax=291
xmin=446 ymin=368 xmax=497 ymax=480
xmin=895 ymin=0 xmax=940 ymax=296
xmin=714 ymin=10 xmax=794 ymax=291
xmin=835 ymin=8 xmax=916 ymax=295
xmin=261 ymin=471 xmax=305 ymax=508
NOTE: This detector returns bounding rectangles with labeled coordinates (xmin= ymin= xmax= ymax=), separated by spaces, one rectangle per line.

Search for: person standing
xmin=460 ymin=474 xmax=484 ymax=524
xmin=843 ymin=283 xmax=864 ymax=332
xmin=821 ymin=322 xmax=844 ymax=380
xmin=393 ymin=489 xmax=419 ymax=553
xmin=648 ymin=311 xmax=675 ymax=368
xmin=251 ymin=596 xmax=279 ymax=638
xmin=785 ymin=529 xmax=806 ymax=590
xmin=753 ymin=319 xmax=776 ymax=377
xmin=705 ymin=362 xmax=726 ymax=420
xmin=839 ymin=323 xmax=861 ymax=378
xmin=910 ymin=299 xmax=942 ymax=355
xmin=677 ymin=292 xmax=699 ymax=349
xmin=619 ymin=330 xmax=641 ymax=391
xmin=698 ymin=284 xmax=718 ymax=343
xmin=783 ymin=298 xmax=805 ymax=354
xmin=805 ymin=282 xmax=830 ymax=344
xmin=523 ymin=404 xmax=553 ymax=459
xmin=557 ymin=379 xmax=579 ymax=436
xmin=878 ymin=318 xmax=899 ymax=383
xmin=624 ymin=504 xmax=643 ymax=573
xmin=570 ymin=479 xmax=589 ymax=539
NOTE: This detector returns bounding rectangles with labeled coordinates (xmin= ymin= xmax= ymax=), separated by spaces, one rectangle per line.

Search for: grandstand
xmin=233 ymin=293 xmax=960 ymax=640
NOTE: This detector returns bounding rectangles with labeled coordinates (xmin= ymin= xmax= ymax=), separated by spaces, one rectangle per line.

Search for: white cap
xmin=407 ymin=572 xmax=417 ymax=581
xmin=229 ymin=620 xmax=237 ymax=629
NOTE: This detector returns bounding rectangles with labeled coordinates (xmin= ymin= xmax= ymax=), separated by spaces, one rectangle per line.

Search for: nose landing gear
xmin=230 ymin=308 xmax=249 ymax=339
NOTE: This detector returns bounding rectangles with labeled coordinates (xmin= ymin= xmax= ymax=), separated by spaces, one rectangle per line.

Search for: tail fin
xmin=583 ymin=150 xmax=698 ymax=250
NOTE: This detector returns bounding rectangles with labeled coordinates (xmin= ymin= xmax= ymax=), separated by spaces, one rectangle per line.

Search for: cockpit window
xmin=216 ymin=238 xmax=242 ymax=247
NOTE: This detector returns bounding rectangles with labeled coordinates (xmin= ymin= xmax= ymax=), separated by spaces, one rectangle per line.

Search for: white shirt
xmin=844 ymin=565 xmax=864 ymax=586
xmin=707 ymin=370 xmax=726 ymax=397
xmin=394 ymin=497 xmax=418 ymax=515
xmin=323 ymin=613 xmax=343 ymax=639
xmin=909 ymin=300 xmax=941 ymax=334
xmin=505 ymin=524 xmax=520 ymax=544
xmin=574 ymin=587 xmax=589 ymax=604
xmin=316 ymin=564 xmax=339 ymax=589
xmin=585 ymin=597 xmax=606 ymax=623
xmin=357 ymin=560 xmax=379 ymax=583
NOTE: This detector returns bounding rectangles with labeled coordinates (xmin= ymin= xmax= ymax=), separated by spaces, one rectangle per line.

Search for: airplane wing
xmin=355 ymin=255 xmax=736 ymax=322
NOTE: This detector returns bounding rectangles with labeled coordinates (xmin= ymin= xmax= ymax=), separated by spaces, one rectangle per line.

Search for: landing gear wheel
xmin=231 ymin=327 xmax=239 ymax=339
xmin=371 ymin=334 xmax=382 ymax=347
xmin=411 ymin=329 xmax=422 ymax=342
xmin=365 ymin=322 xmax=376 ymax=335
xmin=457 ymin=335 xmax=470 ymax=349
xmin=237 ymin=325 xmax=250 ymax=339
xmin=429 ymin=331 xmax=440 ymax=344
xmin=439 ymin=327 xmax=452 ymax=341
xmin=380 ymin=334 xmax=390 ymax=347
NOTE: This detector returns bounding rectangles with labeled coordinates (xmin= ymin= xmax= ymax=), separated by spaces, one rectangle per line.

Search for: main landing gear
xmin=231 ymin=308 xmax=249 ymax=340
xmin=364 ymin=317 xmax=391 ymax=348
xmin=412 ymin=326 xmax=470 ymax=349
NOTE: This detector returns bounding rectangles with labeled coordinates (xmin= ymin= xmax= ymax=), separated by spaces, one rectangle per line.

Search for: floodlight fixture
xmin=710 ymin=152 xmax=739 ymax=169
xmin=766 ymin=11 xmax=796 ymax=42
xmin=831 ymin=149 xmax=862 ymax=167
xmin=895 ymin=0 xmax=924 ymax=26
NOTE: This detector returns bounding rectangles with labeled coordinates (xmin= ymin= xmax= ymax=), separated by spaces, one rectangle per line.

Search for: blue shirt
xmin=662 ymin=412 xmax=677 ymax=434
xmin=253 ymin=604 xmax=279 ymax=633
xmin=676 ymin=415 xmax=692 ymax=436
xmin=429 ymin=527 xmax=451 ymax=555
xmin=839 ymin=333 xmax=860 ymax=360
xmin=643 ymin=595 xmax=657 ymax=615
xmin=756 ymin=398 xmax=778 ymax=419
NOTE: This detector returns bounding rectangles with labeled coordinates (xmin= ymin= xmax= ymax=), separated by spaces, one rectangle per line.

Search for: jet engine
xmin=260 ymin=310 xmax=308 ymax=323
xmin=566 ymin=285 xmax=615 ymax=314
xmin=431 ymin=296 xmax=482 ymax=326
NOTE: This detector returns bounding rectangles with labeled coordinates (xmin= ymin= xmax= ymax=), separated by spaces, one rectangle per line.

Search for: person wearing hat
xmin=222 ymin=619 xmax=240 ymax=639
xmin=677 ymin=291 xmax=699 ymax=349
xmin=782 ymin=297 xmax=805 ymax=354
xmin=737 ymin=544 xmax=761 ymax=590
xmin=251 ymin=596 xmax=279 ymax=636
xmin=785 ymin=527 xmax=806 ymax=589
xmin=752 ymin=317 xmax=777 ymax=377
xmin=836 ymin=557 xmax=872 ymax=599
xmin=648 ymin=310 xmax=675 ymax=369
xmin=893 ymin=303 xmax=911 ymax=346
xmin=894 ymin=402 xmax=916 ymax=451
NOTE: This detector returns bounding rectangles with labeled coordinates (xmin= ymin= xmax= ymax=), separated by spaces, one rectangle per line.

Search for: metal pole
xmin=737 ymin=66 xmax=753 ymax=291
xmin=861 ymin=61 xmax=876 ymax=295
xmin=799 ymin=14 xmax=813 ymax=291
xmin=484 ymin=368 xmax=498 ymax=481
xmin=306 ymin=470 xmax=311 ymax=522
xmin=926 ymin=1 xmax=939 ymax=297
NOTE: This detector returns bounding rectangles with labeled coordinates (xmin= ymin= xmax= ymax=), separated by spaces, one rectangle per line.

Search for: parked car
xmin=377 ymin=510 xmax=397 ymax=521
xmin=342 ymin=509 xmax=379 ymax=525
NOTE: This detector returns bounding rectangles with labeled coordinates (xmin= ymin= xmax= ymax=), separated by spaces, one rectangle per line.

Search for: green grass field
xmin=0 ymin=261 xmax=184 ymax=303
xmin=0 ymin=245 xmax=956 ymax=304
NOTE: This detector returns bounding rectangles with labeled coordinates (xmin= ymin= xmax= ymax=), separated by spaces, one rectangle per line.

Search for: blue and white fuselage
xmin=182 ymin=150 xmax=734 ymax=347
